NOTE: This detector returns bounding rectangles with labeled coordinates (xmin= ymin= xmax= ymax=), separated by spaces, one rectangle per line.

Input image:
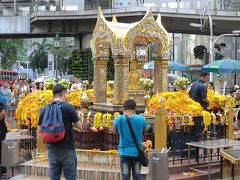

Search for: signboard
xmin=48 ymin=61 xmax=52 ymax=71
xmin=114 ymin=0 xmax=139 ymax=8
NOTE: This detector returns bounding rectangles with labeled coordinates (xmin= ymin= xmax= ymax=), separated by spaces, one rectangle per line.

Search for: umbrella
xmin=144 ymin=61 xmax=189 ymax=71
xmin=202 ymin=59 xmax=240 ymax=73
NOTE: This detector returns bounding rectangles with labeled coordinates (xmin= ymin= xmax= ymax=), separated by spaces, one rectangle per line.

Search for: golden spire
xmin=112 ymin=15 xmax=118 ymax=22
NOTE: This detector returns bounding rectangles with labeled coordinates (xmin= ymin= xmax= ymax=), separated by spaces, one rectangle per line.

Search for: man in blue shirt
xmin=114 ymin=99 xmax=147 ymax=180
xmin=189 ymin=72 xmax=210 ymax=110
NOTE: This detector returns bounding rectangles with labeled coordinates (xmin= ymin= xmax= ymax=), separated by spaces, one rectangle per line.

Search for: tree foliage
xmin=0 ymin=39 xmax=25 ymax=69
xmin=193 ymin=45 xmax=207 ymax=60
xmin=69 ymin=50 xmax=83 ymax=78
xmin=107 ymin=49 xmax=114 ymax=80
xmin=87 ymin=51 xmax=93 ymax=82
xmin=29 ymin=38 xmax=51 ymax=74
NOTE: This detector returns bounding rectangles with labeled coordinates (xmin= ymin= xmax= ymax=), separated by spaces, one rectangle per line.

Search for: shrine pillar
xmin=93 ymin=57 xmax=108 ymax=103
xmin=113 ymin=56 xmax=129 ymax=105
xmin=154 ymin=57 xmax=169 ymax=93
xmin=155 ymin=109 xmax=167 ymax=149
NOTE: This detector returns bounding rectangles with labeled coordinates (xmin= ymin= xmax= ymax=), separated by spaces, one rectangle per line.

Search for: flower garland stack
xmin=16 ymin=89 xmax=94 ymax=128
xmin=207 ymin=90 xmax=226 ymax=110
xmin=148 ymin=91 xmax=203 ymax=116
xmin=90 ymin=112 xmax=120 ymax=132
xmin=16 ymin=90 xmax=53 ymax=128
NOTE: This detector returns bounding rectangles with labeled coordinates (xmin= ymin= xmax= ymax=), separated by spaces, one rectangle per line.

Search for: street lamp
xmin=209 ymin=30 xmax=240 ymax=82
xmin=25 ymin=61 xmax=30 ymax=80
xmin=209 ymin=30 xmax=240 ymax=85
xmin=54 ymin=34 xmax=60 ymax=79
xmin=210 ymin=30 xmax=240 ymax=63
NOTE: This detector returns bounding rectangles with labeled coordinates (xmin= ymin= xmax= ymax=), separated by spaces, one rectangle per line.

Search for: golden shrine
xmin=91 ymin=7 xmax=171 ymax=105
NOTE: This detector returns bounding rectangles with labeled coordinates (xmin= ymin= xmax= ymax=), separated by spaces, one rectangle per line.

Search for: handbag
xmin=125 ymin=115 xmax=148 ymax=167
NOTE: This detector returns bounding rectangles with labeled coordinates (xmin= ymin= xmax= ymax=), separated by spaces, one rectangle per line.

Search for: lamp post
xmin=54 ymin=34 xmax=60 ymax=79
xmin=26 ymin=61 xmax=30 ymax=80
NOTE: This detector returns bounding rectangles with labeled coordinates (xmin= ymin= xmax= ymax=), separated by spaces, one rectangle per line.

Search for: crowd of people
xmin=0 ymin=76 xmax=84 ymax=129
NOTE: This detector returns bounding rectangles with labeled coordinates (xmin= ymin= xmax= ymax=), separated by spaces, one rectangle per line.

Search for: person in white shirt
xmin=70 ymin=77 xmax=83 ymax=91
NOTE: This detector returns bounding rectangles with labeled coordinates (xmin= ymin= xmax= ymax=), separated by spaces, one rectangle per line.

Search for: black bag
xmin=125 ymin=115 xmax=148 ymax=167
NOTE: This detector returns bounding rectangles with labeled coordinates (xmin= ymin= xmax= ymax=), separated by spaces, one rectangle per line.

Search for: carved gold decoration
xmin=125 ymin=9 xmax=171 ymax=58
xmin=93 ymin=58 xmax=108 ymax=103
xmin=91 ymin=7 xmax=171 ymax=104
xmin=137 ymin=61 xmax=145 ymax=78
xmin=129 ymin=60 xmax=142 ymax=90
xmin=154 ymin=58 xmax=169 ymax=93
xmin=113 ymin=57 xmax=129 ymax=105
xmin=161 ymin=59 xmax=169 ymax=92
xmin=154 ymin=58 xmax=162 ymax=93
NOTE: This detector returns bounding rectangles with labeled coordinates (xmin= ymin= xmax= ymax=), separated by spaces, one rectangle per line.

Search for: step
xmin=20 ymin=159 xmax=121 ymax=180
xmin=10 ymin=174 xmax=84 ymax=180
xmin=170 ymin=165 xmax=220 ymax=180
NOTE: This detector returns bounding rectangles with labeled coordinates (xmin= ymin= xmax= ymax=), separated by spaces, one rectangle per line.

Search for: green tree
xmin=0 ymin=39 xmax=25 ymax=69
xmin=29 ymin=38 xmax=51 ymax=74
xmin=69 ymin=50 xmax=83 ymax=78
xmin=87 ymin=51 xmax=93 ymax=82
xmin=107 ymin=49 xmax=114 ymax=80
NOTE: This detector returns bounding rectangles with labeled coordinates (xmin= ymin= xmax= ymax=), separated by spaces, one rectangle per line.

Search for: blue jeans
xmin=120 ymin=156 xmax=141 ymax=180
xmin=47 ymin=148 xmax=77 ymax=180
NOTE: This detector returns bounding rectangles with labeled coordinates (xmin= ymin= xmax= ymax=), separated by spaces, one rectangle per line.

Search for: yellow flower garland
xmin=93 ymin=112 xmax=102 ymax=128
xmin=148 ymin=92 xmax=203 ymax=116
xmin=211 ymin=112 xmax=217 ymax=125
xmin=207 ymin=90 xmax=226 ymax=109
xmin=102 ymin=113 xmax=112 ymax=128
xmin=202 ymin=110 xmax=211 ymax=131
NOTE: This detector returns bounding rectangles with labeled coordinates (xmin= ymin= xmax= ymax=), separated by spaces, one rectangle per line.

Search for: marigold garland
xmin=211 ymin=112 xmax=217 ymax=125
xmin=207 ymin=90 xmax=226 ymax=109
xmin=202 ymin=110 xmax=211 ymax=131
xmin=16 ymin=90 xmax=53 ymax=128
xmin=16 ymin=89 xmax=94 ymax=128
xmin=148 ymin=92 xmax=203 ymax=116
xmin=102 ymin=113 xmax=111 ymax=128
xmin=93 ymin=112 xmax=102 ymax=128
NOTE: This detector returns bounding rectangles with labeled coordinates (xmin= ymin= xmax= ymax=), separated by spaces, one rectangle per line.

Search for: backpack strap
xmin=42 ymin=102 xmax=63 ymax=124
xmin=52 ymin=101 xmax=64 ymax=123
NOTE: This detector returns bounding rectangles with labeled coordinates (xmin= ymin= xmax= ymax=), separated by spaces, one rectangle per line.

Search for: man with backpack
xmin=38 ymin=84 xmax=82 ymax=180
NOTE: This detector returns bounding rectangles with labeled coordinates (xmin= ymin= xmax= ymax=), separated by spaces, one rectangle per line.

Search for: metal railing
xmin=0 ymin=3 xmax=31 ymax=16
xmin=1 ymin=0 xmax=240 ymax=17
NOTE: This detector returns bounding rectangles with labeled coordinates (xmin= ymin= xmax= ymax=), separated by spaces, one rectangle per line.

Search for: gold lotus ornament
xmin=81 ymin=92 xmax=91 ymax=113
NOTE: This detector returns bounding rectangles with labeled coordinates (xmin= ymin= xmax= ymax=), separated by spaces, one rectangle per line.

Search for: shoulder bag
xmin=125 ymin=115 xmax=148 ymax=167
